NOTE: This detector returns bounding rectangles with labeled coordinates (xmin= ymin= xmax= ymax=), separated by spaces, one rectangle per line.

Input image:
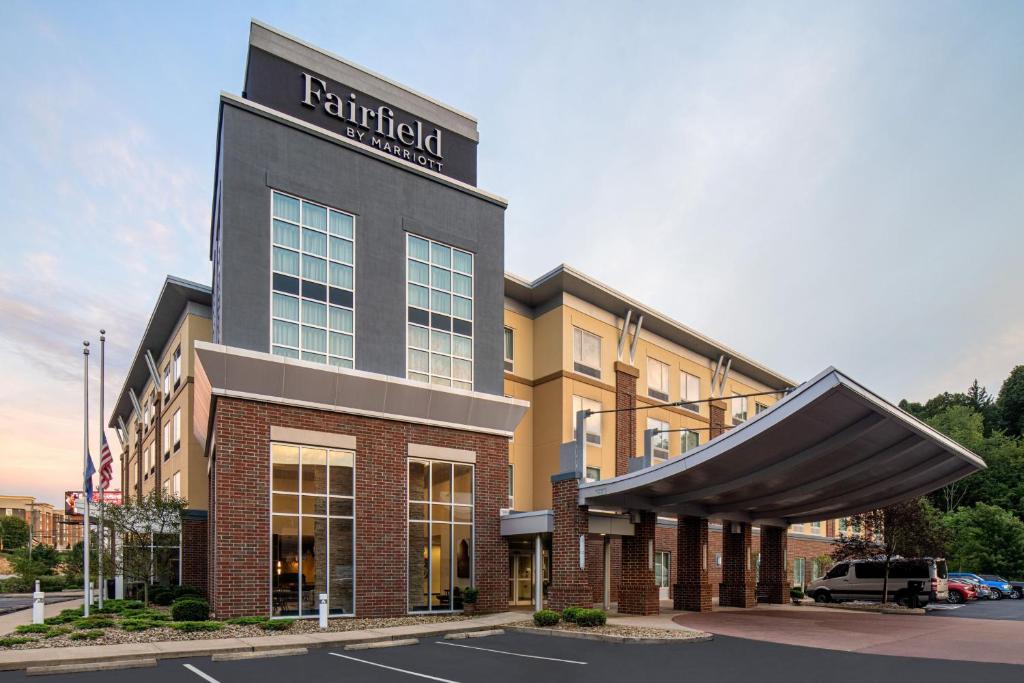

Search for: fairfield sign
xmin=301 ymin=74 xmax=446 ymax=174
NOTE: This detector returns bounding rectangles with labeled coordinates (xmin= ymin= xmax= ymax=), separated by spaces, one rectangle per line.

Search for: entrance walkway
xmin=666 ymin=604 xmax=1024 ymax=666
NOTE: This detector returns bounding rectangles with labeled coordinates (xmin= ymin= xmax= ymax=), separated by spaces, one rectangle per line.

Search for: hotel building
xmin=109 ymin=21 xmax=982 ymax=618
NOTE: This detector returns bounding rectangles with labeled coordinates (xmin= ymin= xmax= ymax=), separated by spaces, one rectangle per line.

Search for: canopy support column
xmin=759 ymin=524 xmax=789 ymax=604
xmin=720 ymin=520 xmax=756 ymax=608
xmin=548 ymin=475 xmax=592 ymax=612
xmin=674 ymin=515 xmax=712 ymax=612
xmin=619 ymin=511 xmax=659 ymax=615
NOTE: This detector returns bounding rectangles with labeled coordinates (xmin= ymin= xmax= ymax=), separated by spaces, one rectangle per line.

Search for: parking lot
xmin=929 ymin=597 xmax=1024 ymax=621
xmin=0 ymin=630 xmax=1021 ymax=683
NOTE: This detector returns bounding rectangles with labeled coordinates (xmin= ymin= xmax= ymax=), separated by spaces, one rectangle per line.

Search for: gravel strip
xmin=508 ymin=620 xmax=708 ymax=640
xmin=0 ymin=613 xmax=469 ymax=650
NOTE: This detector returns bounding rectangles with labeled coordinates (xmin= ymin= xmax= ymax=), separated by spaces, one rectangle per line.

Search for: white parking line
xmin=183 ymin=663 xmax=221 ymax=683
xmin=329 ymin=652 xmax=462 ymax=682
xmin=436 ymin=640 xmax=587 ymax=664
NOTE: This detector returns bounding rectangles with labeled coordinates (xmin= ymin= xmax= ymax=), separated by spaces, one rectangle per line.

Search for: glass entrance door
xmin=509 ymin=552 xmax=533 ymax=605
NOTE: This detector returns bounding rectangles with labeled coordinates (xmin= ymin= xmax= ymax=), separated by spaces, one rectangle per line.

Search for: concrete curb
xmin=26 ymin=658 xmax=157 ymax=676
xmin=344 ymin=638 xmax=418 ymax=651
xmin=212 ymin=647 xmax=307 ymax=661
xmin=505 ymin=625 xmax=714 ymax=644
xmin=0 ymin=614 xmax=520 ymax=671
xmin=818 ymin=603 xmax=927 ymax=616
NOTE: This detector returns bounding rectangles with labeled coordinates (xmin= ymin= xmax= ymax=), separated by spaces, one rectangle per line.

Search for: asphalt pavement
xmin=0 ymin=596 xmax=75 ymax=617
xmin=0 ymin=631 xmax=1020 ymax=683
xmin=929 ymin=596 xmax=1024 ymax=621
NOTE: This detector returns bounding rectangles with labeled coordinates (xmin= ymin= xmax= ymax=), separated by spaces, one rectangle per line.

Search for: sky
xmin=1 ymin=1 xmax=1022 ymax=508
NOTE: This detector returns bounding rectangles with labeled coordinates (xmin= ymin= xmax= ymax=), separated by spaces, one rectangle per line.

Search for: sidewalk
xmin=0 ymin=611 xmax=522 ymax=671
xmin=0 ymin=597 xmax=84 ymax=635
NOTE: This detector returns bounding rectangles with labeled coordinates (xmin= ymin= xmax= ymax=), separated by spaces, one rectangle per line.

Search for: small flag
xmin=99 ymin=433 xmax=113 ymax=491
xmin=84 ymin=451 xmax=96 ymax=500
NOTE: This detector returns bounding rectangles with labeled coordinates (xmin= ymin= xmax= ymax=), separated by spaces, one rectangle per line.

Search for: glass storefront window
xmin=271 ymin=443 xmax=354 ymax=616
xmin=408 ymin=459 xmax=473 ymax=612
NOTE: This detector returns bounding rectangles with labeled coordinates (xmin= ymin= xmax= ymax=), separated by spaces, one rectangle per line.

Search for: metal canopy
xmin=579 ymin=367 xmax=985 ymax=525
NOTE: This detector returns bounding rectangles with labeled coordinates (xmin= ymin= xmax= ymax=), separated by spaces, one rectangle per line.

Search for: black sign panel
xmin=244 ymin=48 xmax=478 ymax=186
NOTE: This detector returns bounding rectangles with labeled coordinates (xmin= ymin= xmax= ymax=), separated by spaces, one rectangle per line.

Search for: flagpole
xmin=97 ymin=330 xmax=105 ymax=609
xmin=82 ymin=341 xmax=91 ymax=617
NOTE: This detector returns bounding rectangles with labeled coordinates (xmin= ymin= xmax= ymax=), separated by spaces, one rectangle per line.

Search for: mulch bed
xmin=509 ymin=620 xmax=709 ymax=641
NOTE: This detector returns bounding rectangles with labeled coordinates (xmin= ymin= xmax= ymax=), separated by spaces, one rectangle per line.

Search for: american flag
xmin=99 ymin=432 xmax=114 ymax=491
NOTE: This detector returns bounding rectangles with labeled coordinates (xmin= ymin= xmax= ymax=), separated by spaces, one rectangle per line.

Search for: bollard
xmin=32 ymin=581 xmax=45 ymax=625
xmin=319 ymin=592 xmax=328 ymax=629
xmin=114 ymin=575 xmax=125 ymax=600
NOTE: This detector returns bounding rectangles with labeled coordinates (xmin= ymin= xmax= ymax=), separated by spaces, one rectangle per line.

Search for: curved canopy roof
xmin=579 ymin=368 xmax=984 ymax=525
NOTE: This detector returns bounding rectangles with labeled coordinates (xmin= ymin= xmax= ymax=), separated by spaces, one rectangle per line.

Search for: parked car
xmin=946 ymin=578 xmax=977 ymax=604
xmin=949 ymin=572 xmax=1014 ymax=600
xmin=1010 ymin=582 xmax=1024 ymax=600
xmin=806 ymin=558 xmax=948 ymax=606
xmin=957 ymin=576 xmax=991 ymax=600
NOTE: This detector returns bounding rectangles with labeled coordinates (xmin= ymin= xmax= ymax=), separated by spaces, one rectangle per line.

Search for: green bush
xmin=463 ymin=587 xmax=479 ymax=604
xmin=0 ymin=637 xmax=32 ymax=647
xmin=45 ymin=626 xmax=72 ymax=639
xmin=14 ymin=624 xmax=50 ymax=634
xmin=120 ymin=620 xmax=159 ymax=632
xmin=175 ymin=586 xmax=205 ymax=600
xmin=96 ymin=599 xmax=145 ymax=614
xmin=573 ymin=608 xmax=607 ymax=627
xmin=149 ymin=587 xmax=174 ymax=606
xmin=790 ymin=587 xmax=804 ymax=600
xmin=561 ymin=606 xmax=584 ymax=623
xmin=171 ymin=621 xmax=223 ymax=633
xmin=73 ymin=617 xmax=115 ymax=629
xmin=45 ymin=608 xmax=83 ymax=625
xmin=171 ymin=598 xmax=209 ymax=622
xmin=0 ymin=577 xmax=30 ymax=593
xmin=226 ymin=616 xmax=270 ymax=625
xmin=261 ymin=619 xmax=294 ymax=631
xmin=532 ymin=609 xmax=561 ymax=627
xmin=68 ymin=630 xmax=105 ymax=641
xmin=37 ymin=575 xmax=65 ymax=592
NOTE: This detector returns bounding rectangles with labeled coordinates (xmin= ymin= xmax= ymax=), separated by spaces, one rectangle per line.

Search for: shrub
xmin=15 ymin=624 xmax=50 ymax=634
xmin=171 ymin=598 xmax=209 ymax=622
xmin=73 ymin=617 xmax=115 ymax=629
xmin=37 ymin=575 xmax=65 ymax=592
xmin=68 ymin=630 xmax=105 ymax=641
xmin=790 ymin=587 xmax=804 ymax=600
xmin=261 ymin=619 xmax=293 ymax=631
xmin=45 ymin=627 xmax=72 ymax=639
xmin=226 ymin=616 xmax=270 ymax=625
xmin=561 ymin=606 xmax=584 ymax=623
xmin=532 ymin=609 xmax=561 ymax=627
xmin=171 ymin=621 xmax=223 ymax=633
xmin=175 ymin=585 xmax=205 ymax=600
xmin=0 ymin=577 xmax=30 ymax=593
xmin=120 ymin=620 xmax=158 ymax=632
xmin=149 ymin=587 xmax=174 ymax=606
xmin=573 ymin=608 xmax=607 ymax=627
xmin=463 ymin=587 xmax=479 ymax=604
xmin=96 ymin=599 xmax=144 ymax=614
xmin=0 ymin=637 xmax=32 ymax=647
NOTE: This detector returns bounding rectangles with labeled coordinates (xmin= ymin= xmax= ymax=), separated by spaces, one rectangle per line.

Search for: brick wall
xmin=619 ymin=511 xmax=659 ymax=614
xmin=181 ymin=514 xmax=208 ymax=594
xmin=208 ymin=395 xmax=508 ymax=618
xmin=614 ymin=362 xmax=638 ymax=477
xmin=548 ymin=476 xmax=593 ymax=611
xmin=673 ymin=515 xmax=712 ymax=612
xmin=758 ymin=525 xmax=787 ymax=603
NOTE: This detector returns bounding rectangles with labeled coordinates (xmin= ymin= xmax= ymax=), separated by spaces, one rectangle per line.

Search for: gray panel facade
xmin=213 ymin=103 xmax=506 ymax=395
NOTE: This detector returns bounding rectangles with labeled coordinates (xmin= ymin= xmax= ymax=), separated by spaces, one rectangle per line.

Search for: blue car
xmin=949 ymin=572 xmax=1014 ymax=600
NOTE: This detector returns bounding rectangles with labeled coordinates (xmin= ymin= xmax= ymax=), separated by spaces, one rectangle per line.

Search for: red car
xmin=947 ymin=579 xmax=978 ymax=604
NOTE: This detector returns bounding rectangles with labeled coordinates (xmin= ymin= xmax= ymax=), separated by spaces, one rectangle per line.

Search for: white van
xmin=805 ymin=558 xmax=948 ymax=606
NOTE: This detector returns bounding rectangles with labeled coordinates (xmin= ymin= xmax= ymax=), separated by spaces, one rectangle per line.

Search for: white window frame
xmin=585 ymin=466 xmax=601 ymax=482
xmin=503 ymin=327 xmax=514 ymax=373
xmin=269 ymin=189 xmax=356 ymax=368
xmin=172 ymin=409 xmax=181 ymax=450
xmin=572 ymin=395 xmax=603 ymax=445
xmin=507 ymin=463 xmax=514 ymax=509
xmin=681 ymin=372 xmax=700 ymax=412
xmin=654 ymin=550 xmax=671 ymax=588
xmin=755 ymin=401 xmax=768 ymax=415
xmin=647 ymin=417 xmax=670 ymax=459
xmin=680 ymin=428 xmax=699 ymax=454
xmin=732 ymin=393 xmax=748 ymax=424
xmin=172 ymin=347 xmax=182 ymax=387
xmin=162 ymin=422 xmax=171 ymax=458
xmin=163 ymin=366 xmax=171 ymax=400
xmin=405 ymin=233 xmax=474 ymax=390
xmin=572 ymin=327 xmax=601 ymax=378
xmin=647 ymin=357 xmax=669 ymax=401
xmin=172 ymin=471 xmax=181 ymax=498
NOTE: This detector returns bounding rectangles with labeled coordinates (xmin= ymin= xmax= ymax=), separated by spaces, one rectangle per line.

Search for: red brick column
xmin=548 ymin=475 xmax=593 ymax=611
xmin=709 ymin=400 xmax=726 ymax=439
xmin=719 ymin=520 xmax=756 ymax=607
xmin=619 ymin=511 xmax=659 ymax=615
xmin=759 ymin=525 xmax=788 ymax=604
xmin=674 ymin=515 xmax=712 ymax=612
xmin=614 ymin=361 xmax=638 ymax=477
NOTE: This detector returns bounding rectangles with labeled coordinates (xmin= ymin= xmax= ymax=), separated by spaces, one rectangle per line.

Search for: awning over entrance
xmin=580 ymin=367 xmax=985 ymax=524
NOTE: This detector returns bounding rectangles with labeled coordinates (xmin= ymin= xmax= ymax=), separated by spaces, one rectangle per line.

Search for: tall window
xmin=406 ymin=234 xmax=474 ymax=389
xmin=163 ymin=366 xmax=171 ymax=401
xmin=172 ymin=471 xmax=181 ymax=498
xmin=793 ymin=557 xmax=806 ymax=587
xmin=270 ymin=190 xmax=355 ymax=367
xmin=173 ymin=347 xmax=182 ymax=387
xmin=647 ymin=417 xmax=669 ymax=459
xmin=408 ymin=460 xmax=474 ymax=612
xmin=503 ymin=327 xmax=514 ymax=372
xmin=647 ymin=358 xmax=669 ymax=402
xmin=572 ymin=327 xmax=601 ymax=378
xmin=655 ymin=551 xmax=670 ymax=589
xmin=507 ymin=463 xmax=514 ymax=508
xmin=271 ymin=443 xmax=355 ymax=616
xmin=732 ymin=393 xmax=748 ymax=423
xmin=681 ymin=372 xmax=700 ymax=412
xmin=172 ymin=410 xmax=181 ymax=450
xmin=680 ymin=428 xmax=700 ymax=454
xmin=755 ymin=401 xmax=768 ymax=415
xmin=162 ymin=422 xmax=171 ymax=459
xmin=571 ymin=395 xmax=602 ymax=445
